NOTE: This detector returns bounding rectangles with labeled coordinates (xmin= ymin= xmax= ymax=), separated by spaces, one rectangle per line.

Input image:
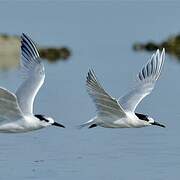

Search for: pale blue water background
xmin=0 ymin=1 xmax=179 ymax=179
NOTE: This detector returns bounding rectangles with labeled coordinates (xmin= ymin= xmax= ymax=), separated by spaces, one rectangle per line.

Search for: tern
xmin=0 ymin=33 xmax=65 ymax=133
xmin=80 ymin=49 xmax=166 ymax=129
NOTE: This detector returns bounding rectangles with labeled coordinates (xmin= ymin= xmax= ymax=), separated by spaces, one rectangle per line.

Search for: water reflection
xmin=133 ymin=34 xmax=180 ymax=60
xmin=0 ymin=34 xmax=71 ymax=70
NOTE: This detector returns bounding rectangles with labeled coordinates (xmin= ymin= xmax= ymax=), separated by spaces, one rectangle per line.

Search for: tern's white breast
xmin=0 ymin=116 xmax=44 ymax=133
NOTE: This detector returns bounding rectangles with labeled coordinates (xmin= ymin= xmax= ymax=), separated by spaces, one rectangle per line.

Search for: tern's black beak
xmin=52 ymin=122 xmax=65 ymax=128
xmin=151 ymin=121 xmax=166 ymax=128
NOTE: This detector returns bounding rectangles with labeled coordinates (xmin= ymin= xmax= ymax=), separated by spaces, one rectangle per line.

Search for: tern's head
xmin=34 ymin=114 xmax=65 ymax=128
xmin=135 ymin=113 xmax=165 ymax=128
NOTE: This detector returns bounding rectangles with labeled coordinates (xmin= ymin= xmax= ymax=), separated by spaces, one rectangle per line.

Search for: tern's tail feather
xmin=78 ymin=117 xmax=97 ymax=129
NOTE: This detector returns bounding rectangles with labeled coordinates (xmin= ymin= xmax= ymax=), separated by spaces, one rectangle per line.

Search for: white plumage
xmin=0 ymin=33 xmax=65 ymax=133
xmin=16 ymin=33 xmax=45 ymax=115
xmin=80 ymin=49 xmax=166 ymax=129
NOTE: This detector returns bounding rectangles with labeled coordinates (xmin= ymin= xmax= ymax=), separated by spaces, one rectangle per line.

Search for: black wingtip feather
xmin=21 ymin=33 xmax=39 ymax=60
xmin=87 ymin=69 xmax=97 ymax=82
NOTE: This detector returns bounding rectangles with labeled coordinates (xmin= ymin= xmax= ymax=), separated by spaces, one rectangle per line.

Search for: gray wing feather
xmin=16 ymin=33 xmax=45 ymax=115
xmin=0 ymin=88 xmax=23 ymax=122
xmin=119 ymin=49 xmax=165 ymax=112
xmin=87 ymin=70 xmax=126 ymax=119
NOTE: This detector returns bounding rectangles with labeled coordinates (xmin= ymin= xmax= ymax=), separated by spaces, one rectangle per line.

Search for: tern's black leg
xmin=88 ymin=124 xmax=97 ymax=128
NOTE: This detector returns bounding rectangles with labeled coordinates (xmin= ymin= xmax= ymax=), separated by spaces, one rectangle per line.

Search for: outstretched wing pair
xmin=0 ymin=33 xmax=165 ymax=125
xmin=86 ymin=49 xmax=165 ymax=121
xmin=0 ymin=33 xmax=45 ymax=122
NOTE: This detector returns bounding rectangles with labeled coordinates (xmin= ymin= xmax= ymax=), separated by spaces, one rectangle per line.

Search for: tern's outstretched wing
xmin=119 ymin=49 xmax=165 ymax=112
xmin=0 ymin=88 xmax=23 ymax=122
xmin=16 ymin=33 xmax=45 ymax=115
xmin=87 ymin=70 xmax=126 ymax=120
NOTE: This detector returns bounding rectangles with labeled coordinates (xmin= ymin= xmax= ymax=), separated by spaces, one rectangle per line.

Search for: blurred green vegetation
xmin=39 ymin=47 xmax=71 ymax=62
xmin=133 ymin=34 xmax=180 ymax=59
xmin=0 ymin=33 xmax=71 ymax=70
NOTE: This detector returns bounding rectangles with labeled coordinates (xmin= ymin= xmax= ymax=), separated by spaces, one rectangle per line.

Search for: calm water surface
xmin=0 ymin=2 xmax=179 ymax=180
